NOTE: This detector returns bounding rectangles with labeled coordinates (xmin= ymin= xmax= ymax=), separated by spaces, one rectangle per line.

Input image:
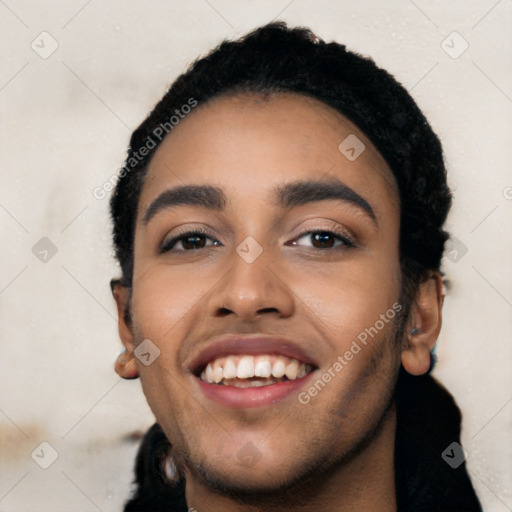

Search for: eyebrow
xmin=143 ymin=185 xmax=226 ymax=224
xmin=143 ymin=179 xmax=377 ymax=226
xmin=275 ymin=179 xmax=377 ymax=225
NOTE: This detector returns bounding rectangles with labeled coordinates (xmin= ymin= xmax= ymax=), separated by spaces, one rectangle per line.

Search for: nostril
xmin=257 ymin=307 xmax=279 ymax=315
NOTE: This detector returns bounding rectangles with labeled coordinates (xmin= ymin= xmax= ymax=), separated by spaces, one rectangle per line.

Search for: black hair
xmin=110 ymin=21 xmax=451 ymax=310
xmin=111 ymin=22 xmax=481 ymax=511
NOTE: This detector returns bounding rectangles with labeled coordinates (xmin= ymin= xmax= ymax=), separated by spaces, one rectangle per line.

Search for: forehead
xmin=139 ymin=91 xmax=399 ymax=218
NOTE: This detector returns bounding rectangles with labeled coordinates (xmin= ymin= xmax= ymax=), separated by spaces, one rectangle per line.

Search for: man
xmin=109 ymin=22 xmax=482 ymax=511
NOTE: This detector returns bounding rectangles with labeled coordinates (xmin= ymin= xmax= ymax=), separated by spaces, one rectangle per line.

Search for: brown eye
xmin=160 ymin=230 xmax=222 ymax=253
xmin=290 ymin=230 xmax=356 ymax=250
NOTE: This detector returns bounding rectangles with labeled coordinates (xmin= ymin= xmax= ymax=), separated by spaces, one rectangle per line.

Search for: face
xmin=128 ymin=92 xmax=404 ymax=493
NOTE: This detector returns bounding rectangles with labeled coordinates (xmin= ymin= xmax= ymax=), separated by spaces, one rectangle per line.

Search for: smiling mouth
xmin=197 ymin=354 xmax=315 ymax=388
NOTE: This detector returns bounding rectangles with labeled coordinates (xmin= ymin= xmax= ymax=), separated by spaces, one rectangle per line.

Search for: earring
xmin=410 ymin=327 xmax=419 ymax=335
xmin=115 ymin=349 xmax=139 ymax=379
xmin=161 ymin=454 xmax=179 ymax=484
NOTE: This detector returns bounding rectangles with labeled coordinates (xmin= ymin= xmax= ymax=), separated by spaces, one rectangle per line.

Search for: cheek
xmin=129 ymin=261 xmax=224 ymax=417
xmin=292 ymin=255 xmax=401 ymax=433
xmin=131 ymin=262 xmax=213 ymax=342
xmin=287 ymin=248 xmax=401 ymax=349
xmin=129 ymin=265 xmax=207 ymax=412
xmin=129 ymin=268 xmax=193 ymax=435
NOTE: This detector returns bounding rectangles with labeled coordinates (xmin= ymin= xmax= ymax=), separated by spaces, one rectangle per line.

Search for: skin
xmin=113 ymin=92 xmax=444 ymax=511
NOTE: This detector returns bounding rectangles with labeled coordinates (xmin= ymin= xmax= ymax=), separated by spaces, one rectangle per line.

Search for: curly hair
xmin=110 ymin=21 xmax=452 ymax=310
xmin=110 ymin=22 xmax=482 ymax=512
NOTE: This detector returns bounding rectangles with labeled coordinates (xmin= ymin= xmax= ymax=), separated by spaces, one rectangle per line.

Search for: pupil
xmin=184 ymin=235 xmax=205 ymax=250
xmin=313 ymin=232 xmax=334 ymax=248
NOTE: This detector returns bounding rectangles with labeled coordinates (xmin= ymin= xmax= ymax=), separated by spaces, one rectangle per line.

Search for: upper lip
xmin=189 ymin=333 xmax=319 ymax=375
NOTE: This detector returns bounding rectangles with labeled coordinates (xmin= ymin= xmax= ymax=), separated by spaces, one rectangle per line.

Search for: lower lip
xmin=196 ymin=373 xmax=315 ymax=408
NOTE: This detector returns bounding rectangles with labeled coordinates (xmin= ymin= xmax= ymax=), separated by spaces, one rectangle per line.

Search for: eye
xmin=160 ymin=228 xmax=356 ymax=253
xmin=289 ymin=230 xmax=356 ymax=250
xmin=160 ymin=229 xmax=222 ymax=252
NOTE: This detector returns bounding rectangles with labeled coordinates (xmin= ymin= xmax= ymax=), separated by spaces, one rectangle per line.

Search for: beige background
xmin=1 ymin=1 xmax=511 ymax=510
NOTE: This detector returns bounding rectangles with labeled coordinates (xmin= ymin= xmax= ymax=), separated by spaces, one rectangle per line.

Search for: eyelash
xmin=290 ymin=228 xmax=356 ymax=250
xmin=160 ymin=227 xmax=220 ymax=253
xmin=160 ymin=227 xmax=357 ymax=253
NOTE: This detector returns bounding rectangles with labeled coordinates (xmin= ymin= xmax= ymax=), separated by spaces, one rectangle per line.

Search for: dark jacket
xmin=123 ymin=368 xmax=482 ymax=512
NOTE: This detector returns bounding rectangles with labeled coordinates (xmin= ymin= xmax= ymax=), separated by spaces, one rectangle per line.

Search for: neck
xmin=184 ymin=403 xmax=397 ymax=512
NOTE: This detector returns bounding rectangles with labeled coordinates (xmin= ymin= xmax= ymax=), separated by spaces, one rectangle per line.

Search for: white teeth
xmin=254 ymin=356 xmax=272 ymax=378
xmin=205 ymin=363 xmax=214 ymax=383
xmin=237 ymin=356 xmax=255 ymax=379
xmin=285 ymin=359 xmax=298 ymax=380
xmin=213 ymin=361 xmax=223 ymax=383
xmin=271 ymin=358 xmax=286 ymax=378
xmin=223 ymin=357 xmax=237 ymax=379
xmin=199 ymin=354 xmax=313 ymax=385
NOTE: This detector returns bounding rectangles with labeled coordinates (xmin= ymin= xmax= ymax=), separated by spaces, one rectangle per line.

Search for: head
xmin=110 ymin=22 xmax=450 ymax=498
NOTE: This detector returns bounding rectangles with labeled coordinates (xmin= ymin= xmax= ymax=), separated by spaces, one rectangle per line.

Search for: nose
xmin=207 ymin=244 xmax=295 ymax=322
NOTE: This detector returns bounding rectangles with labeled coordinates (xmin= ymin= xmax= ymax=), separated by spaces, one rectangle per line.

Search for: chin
xmin=191 ymin=457 xmax=314 ymax=498
xmin=185 ymin=431 xmax=343 ymax=498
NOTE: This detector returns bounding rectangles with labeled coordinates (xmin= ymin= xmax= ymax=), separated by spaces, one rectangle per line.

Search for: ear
xmin=401 ymin=271 xmax=444 ymax=376
xmin=111 ymin=279 xmax=139 ymax=379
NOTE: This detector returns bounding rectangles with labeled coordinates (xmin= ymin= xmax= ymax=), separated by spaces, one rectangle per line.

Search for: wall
xmin=1 ymin=1 xmax=511 ymax=510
